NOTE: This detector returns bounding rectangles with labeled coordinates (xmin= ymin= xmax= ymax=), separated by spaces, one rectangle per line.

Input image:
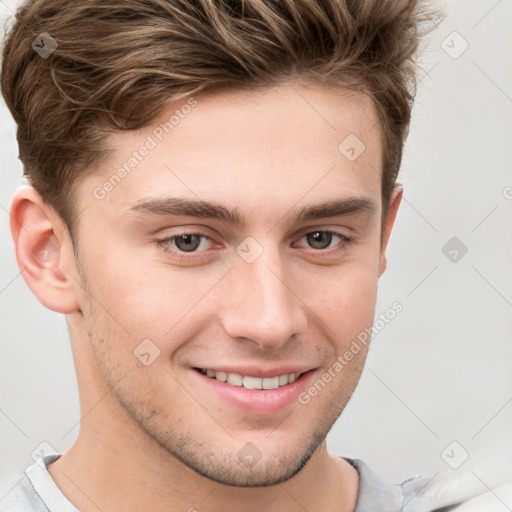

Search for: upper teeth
xmin=201 ymin=369 xmax=301 ymax=390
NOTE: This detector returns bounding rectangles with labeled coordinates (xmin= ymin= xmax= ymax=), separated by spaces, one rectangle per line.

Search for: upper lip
xmin=193 ymin=365 xmax=315 ymax=378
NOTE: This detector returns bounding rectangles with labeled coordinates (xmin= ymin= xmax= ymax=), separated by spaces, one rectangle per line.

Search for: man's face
xmin=72 ymin=83 xmax=387 ymax=486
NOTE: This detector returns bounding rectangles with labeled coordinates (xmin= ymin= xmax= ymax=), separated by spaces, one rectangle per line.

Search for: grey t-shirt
xmin=0 ymin=454 xmax=509 ymax=511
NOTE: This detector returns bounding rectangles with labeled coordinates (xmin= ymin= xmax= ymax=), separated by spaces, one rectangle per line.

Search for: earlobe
xmin=10 ymin=186 xmax=81 ymax=314
xmin=378 ymin=187 xmax=403 ymax=277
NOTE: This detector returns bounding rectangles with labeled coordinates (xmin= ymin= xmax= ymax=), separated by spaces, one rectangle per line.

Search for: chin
xmin=182 ymin=448 xmax=315 ymax=487
xmin=161 ymin=429 xmax=327 ymax=488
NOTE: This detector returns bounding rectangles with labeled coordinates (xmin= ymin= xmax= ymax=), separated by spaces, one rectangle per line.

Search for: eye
xmin=156 ymin=229 xmax=349 ymax=258
xmin=295 ymin=230 xmax=348 ymax=251
xmin=158 ymin=232 xmax=214 ymax=253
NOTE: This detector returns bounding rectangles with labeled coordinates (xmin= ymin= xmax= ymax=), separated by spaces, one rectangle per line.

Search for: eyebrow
xmin=126 ymin=196 xmax=377 ymax=228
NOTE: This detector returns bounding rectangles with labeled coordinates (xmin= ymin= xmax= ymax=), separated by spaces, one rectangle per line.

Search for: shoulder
xmin=0 ymin=454 xmax=72 ymax=512
xmin=402 ymin=469 xmax=512 ymax=512
xmin=0 ymin=470 xmax=46 ymax=512
xmin=448 ymin=481 xmax=512 ymax=511
xmin=346 ymin=457 xmax=512 ymax=512
xmin=401 ymin=464 xmax=511 ymax=512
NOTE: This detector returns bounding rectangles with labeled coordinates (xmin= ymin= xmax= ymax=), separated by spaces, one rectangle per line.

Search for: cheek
xmin=296 ymin=261 xmax=378 ymax=331
xmin=79 ymin=244 xmax=220 ymax=340
xmin=81 ymin=287 xmax=181 ymax=406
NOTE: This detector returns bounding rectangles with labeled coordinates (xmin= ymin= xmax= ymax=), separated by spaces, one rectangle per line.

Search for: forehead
xmin=80 ymin=83 xmax=383 ymax=223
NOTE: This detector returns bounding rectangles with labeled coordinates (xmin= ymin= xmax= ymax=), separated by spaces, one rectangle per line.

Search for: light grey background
xmin=1 ymin=0 xmax=511 ymax=489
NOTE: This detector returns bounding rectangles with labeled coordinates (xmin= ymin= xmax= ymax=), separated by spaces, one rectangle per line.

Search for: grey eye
xmin=306 ymin=231 xmax=335 ymax=249
xmin=174 ymin=234 xmax=203 ymax=252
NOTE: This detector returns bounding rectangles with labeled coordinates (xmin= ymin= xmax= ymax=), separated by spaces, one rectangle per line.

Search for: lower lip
xmin=191 ymin=369 xmax=315 ymax=414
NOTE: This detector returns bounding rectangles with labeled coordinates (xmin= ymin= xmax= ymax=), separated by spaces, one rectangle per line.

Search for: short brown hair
xmin=1 ymin=0 xmax=439 ymax=234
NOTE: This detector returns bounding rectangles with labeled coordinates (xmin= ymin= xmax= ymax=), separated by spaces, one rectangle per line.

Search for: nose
xmin=220 ymin=246 xmax=307 ymax=349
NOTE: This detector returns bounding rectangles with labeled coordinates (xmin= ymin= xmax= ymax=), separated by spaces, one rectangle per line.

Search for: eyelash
xmin=156 ymin=229 xmax=351 ymax=259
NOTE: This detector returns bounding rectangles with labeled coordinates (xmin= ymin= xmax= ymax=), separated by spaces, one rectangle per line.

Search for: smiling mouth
xmin=196 ymin=368 xmax=303 ymax=390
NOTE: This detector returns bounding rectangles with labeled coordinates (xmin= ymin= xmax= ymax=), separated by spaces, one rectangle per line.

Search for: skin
xmin=11 ymin=83 xmax=402 ymax=512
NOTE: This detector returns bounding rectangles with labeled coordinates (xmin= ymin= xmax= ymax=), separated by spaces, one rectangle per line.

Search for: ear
xmin=378 ymin=186 xmax=403 ymax=278
xmin=10 ymin=186 xmax=81 ymax=314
